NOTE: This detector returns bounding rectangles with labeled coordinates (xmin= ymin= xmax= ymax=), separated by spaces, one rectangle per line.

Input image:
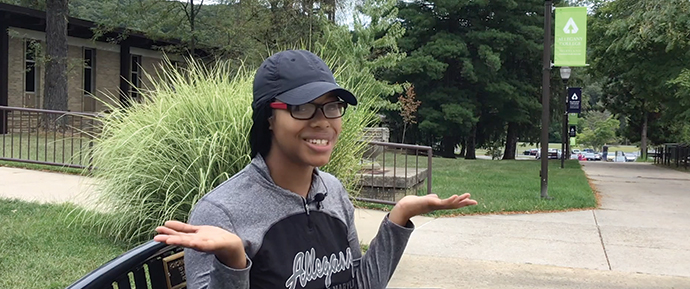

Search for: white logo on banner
xmin=564 ymin=18 xmax=579 ymax=34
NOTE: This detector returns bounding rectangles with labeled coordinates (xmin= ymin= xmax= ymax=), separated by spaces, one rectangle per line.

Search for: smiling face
xmin=268 ymin=93 xmax=343 ymax=168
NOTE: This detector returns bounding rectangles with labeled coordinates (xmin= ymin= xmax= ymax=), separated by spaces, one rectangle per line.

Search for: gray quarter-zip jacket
xmin=184 ymin=155 xmax=414 ymax=289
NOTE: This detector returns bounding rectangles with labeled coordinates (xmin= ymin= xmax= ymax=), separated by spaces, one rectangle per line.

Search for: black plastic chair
xmin=66 ymin=241 xmax=186 ymax=289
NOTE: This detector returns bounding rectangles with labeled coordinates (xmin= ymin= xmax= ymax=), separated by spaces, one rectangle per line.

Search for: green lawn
xmin=0 ymin=199 xmax=130 ymax=289
xmin=1 ymin=133 xmax=93 ymax=167
xmin=356 ymin=155 xmax=597 ymax=216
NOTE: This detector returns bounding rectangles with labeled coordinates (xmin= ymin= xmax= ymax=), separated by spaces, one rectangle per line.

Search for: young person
xmin=154 ymin=50 xmax=478 ymax=289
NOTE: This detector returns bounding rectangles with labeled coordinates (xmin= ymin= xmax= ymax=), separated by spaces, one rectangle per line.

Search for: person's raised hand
xmin=389 ymin=193 xmax=478 ymax=226
xmin=154 ymin=220 xmax=246 ymax=269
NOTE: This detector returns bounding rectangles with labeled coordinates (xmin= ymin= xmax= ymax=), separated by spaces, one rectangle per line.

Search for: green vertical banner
xmin=554 ymin=7 xmax=587 ymax=67
xmin=568 ymin=113 xmax=578 ymax=125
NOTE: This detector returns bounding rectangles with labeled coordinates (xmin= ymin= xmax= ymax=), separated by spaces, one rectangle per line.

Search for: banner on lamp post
xmin=568 ymin=113 xmax=579 ymax=125
xmin=554 ymin=7 xmax=587 ymax=67
xmin=567 ymin=87 xmax=582 ymax=113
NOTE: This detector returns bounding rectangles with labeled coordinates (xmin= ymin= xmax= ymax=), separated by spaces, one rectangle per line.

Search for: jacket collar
xmin=249 ymin=154 xmax=326 ymax=199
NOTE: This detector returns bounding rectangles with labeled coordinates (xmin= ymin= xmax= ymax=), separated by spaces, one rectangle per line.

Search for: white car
xmin=583 ymin=152 xmax=596 ymax=160
xmin=536 ymin=149 xmax=561 ymax=159
xmin=624 ymin=153 xmax=637 ymax=162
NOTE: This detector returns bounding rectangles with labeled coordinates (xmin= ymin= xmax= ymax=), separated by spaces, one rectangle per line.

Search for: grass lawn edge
xmin=0 ymin=159 xmax=87 ymax=175
xmin=353 ymin=160 xmax=600 ymax=217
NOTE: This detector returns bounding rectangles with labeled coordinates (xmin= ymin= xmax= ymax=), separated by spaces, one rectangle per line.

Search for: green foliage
xmin=484 ymin=140 xmax=504 ymax=160
xmin=73 ymin=55 xmax=379 ymax=243
xmin=384 ymin=0 xmax=546 ymax=157
xmin=668 ymin=69 xmax=690 ymax=122
xmin=588 ymin=0 xmax=690 ymax=146
xmin=316 ymin=0 xmax=407 ymax=111
xmin=576 ymin=112 xmax=620 ymax=151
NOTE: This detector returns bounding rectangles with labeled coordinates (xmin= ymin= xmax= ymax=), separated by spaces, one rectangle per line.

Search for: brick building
xmin=0 ymin=3 xmax=185 ymax=114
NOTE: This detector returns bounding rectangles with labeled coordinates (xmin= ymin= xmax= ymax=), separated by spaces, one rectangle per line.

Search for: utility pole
xmin=561 ymin=82 xmax=567 ymax=169
xmin=540 ymin=0 xmax=552 ymax=199
xmin=559 ymin=66 xmax=571 ymax=169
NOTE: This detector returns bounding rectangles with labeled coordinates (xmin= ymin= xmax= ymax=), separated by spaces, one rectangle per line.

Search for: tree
xmin=588 ymin=0 xmax=690 ymax=157
xmin=398 ymin=84 xmax=420 ymax=143
xmin=577 ymin=112 xmax=619 ymax=151
xmin=43 ymin=0 xmax=69 ymax=118
xmin=384 ymin=0 xmax=547 ymax=159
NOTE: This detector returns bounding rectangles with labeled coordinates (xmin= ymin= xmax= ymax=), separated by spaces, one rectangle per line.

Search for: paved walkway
xmin=1 ymin=161 xmax=690 ymax=288
xmin=384 ymin=161 xmax=690 ymax=288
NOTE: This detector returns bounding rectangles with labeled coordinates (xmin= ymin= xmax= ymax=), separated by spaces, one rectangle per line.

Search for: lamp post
xmin=559 ymin=66 xmax=571 ymax=169
xmin=540 ymin=0 xmax=553 ymax=199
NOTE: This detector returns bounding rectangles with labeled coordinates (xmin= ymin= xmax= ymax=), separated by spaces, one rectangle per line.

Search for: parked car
xmin=523 ymin=148 xmax=539 ymax=155
xmin=577 ymin=148 xmax=601 ymax=161
xmin=624 ymin=152 xmax=637 ymax=162
xmin=536 ymin=148 xmax=560 ymax=159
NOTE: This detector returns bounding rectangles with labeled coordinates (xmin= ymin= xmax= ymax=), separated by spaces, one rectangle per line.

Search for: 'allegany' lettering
xmin=285 ymin=247 xmax=354 ymax=289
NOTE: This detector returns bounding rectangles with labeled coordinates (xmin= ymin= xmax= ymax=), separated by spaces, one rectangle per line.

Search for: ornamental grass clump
xmin=76 ymin=54 xmax=380 ymax=243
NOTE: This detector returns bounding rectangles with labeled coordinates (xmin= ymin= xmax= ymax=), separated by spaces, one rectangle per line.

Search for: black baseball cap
xmin=252 ymin=50 xmax=357 ymax=109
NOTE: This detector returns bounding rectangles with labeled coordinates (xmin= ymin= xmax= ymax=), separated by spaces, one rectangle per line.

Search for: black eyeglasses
xmin=270 ymin=101 xmax=348 ymax=120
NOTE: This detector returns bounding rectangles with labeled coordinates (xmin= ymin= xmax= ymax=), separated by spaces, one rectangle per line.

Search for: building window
xmin=83 ymin=48 xmax=96 ymax=111
xmin=24 ymin=40 xmax=38 ymax=93
xmin=83 ymin=48 xmax=95 ymax=94
xmin=130 ymin=55 xmax=141 ymax=99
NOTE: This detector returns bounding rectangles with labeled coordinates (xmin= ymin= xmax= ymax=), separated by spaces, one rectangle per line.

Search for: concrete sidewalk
xmin=384 ymin=161 xmax=690 ymax=288
xmin=0 ymin=166 xmax=97 ymax=207
xmin=2 ymin=162 xmax=690 ymax=288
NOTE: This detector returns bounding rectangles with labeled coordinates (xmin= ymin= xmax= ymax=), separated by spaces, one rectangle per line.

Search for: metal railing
xmin=653 ymin=143 xmax=689 ymax=170
xmin=354 ymin=141 xmax=433 ymax=206
xmin=1 ymin=106 xmax=100 ymax=169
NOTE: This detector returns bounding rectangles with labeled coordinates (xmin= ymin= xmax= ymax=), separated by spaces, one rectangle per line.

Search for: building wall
xmin=140 ymin=56 xmax=163 ymax=92
xmin=94 ymin=49 xmax=121 ymax=112
xmin=7 ymin=37 xmax=23 ymax=107
xmin=132 ymin=47 xmax=173 ymax=98
xmin=66 ymin=45 xmax=82 ymax=112
xmin=6 ymin=27 xmax=181 ymax=113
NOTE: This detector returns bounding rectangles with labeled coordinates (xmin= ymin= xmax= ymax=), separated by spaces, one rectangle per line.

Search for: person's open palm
xmin=398 ymin=193 xmax=478 ymax=217
xmin=154 ymin=221 xmax=246 ymax=268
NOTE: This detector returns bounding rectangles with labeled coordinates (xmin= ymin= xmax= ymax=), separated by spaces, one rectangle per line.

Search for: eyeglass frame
xmin=269 ymin=100 xmax=348 ymax=120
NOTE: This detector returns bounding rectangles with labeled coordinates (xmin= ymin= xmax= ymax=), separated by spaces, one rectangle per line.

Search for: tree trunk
xmin=465 ymin=126 xmax=477 ymax=160
xmin=459 ymin=140 xmax=466 ymax=157
xmin=641 ymin=111 xmax=648 ymax=159
xmin=502 ymin=122 xmax=517 ymax=160
xmin=190 ymin=0 xmax=196 ymax=56
xmin=441 ymin=135 xmax=456 ymax=158
xmin=44 ymin=0 xmax=69 ymax=128
xmin=401 ymin=122 xmax=407 ymax=144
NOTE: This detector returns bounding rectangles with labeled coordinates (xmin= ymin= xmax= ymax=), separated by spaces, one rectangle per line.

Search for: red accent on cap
xmin=270 ymin=102 xmax=288 ymax=109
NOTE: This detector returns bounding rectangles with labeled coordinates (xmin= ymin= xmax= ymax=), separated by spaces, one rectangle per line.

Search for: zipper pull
xmin=303 ymin=198 xmax=314 ymax=230
xmin=303 ymin=198 xmax=310 ymax=216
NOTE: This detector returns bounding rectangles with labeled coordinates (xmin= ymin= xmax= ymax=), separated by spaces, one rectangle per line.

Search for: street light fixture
xmin=560 ymin=66 xmax=571 ymax=169
xmin=560 ymin=66 xmax=571 ymax=81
